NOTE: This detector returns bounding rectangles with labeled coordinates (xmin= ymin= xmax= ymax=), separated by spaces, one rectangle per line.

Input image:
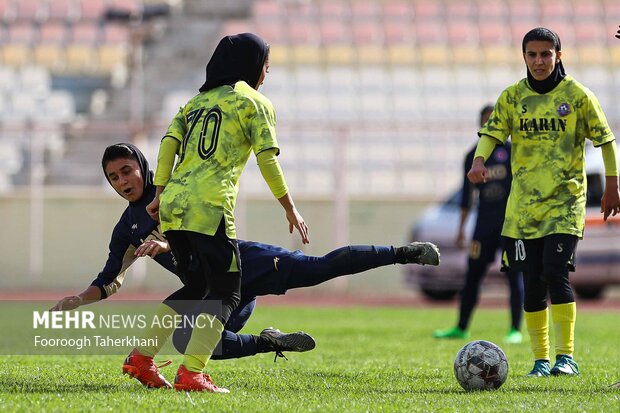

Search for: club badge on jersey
xmin=557 ymin=103 xmax=571 ymax=117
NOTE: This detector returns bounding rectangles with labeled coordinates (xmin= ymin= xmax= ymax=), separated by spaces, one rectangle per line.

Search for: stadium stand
xmin=1 ymin=0 xmax=619 ymax=197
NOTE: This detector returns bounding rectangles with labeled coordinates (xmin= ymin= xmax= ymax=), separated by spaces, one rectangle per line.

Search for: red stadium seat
xmin=39 ymin=21 xmax=68 ymax=44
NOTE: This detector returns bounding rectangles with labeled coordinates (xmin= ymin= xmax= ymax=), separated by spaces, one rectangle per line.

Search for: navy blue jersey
xmin=91 ymin=185 xmax=177 ymax=298
xmin=460 ymin=142 xmax=512 ymax=235
xmin=91 ymin=184 xmax=295 ymax=299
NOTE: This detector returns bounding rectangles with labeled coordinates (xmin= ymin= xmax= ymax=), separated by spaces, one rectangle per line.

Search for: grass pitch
xmin=1 ymin=305 xmax=619 ymax=412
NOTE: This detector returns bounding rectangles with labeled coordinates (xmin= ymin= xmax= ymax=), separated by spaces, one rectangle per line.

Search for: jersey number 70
xmin=179 ymin=107 xmax=222 ymax=163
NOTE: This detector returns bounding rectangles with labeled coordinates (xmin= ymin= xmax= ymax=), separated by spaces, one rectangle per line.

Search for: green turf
xmin=1 ymin=306 xmax=619 ymax=412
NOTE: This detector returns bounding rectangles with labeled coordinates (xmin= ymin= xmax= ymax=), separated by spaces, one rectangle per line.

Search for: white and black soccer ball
xmin=454 ymin=340 xmax=508 ymax=391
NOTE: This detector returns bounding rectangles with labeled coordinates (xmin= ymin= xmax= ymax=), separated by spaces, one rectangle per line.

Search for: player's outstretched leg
xmin=122 ymin=348 xmax=172 ymax=389
xmin=397 ymin=242 xmax=440 ymax=266
xmin=257 ymin=327 xmax=316 ymax=360
xmin=173 ymin=365 xmax=230 ymax=393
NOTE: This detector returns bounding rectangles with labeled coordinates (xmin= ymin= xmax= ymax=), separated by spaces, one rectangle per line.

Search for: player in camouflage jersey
xmin=468 ymin=28 xmax=620 ymax=378
xmin=124 ymin=33 xmax=309 ymax=392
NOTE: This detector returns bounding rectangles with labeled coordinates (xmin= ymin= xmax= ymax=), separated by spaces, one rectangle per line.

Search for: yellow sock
xmin=182 ymin=314 xmax=224 ymax=373
xmin=551 ymin=302 xmax=576 ymax=357
xmin=524 ymin=308 xmax=550 ymax=361
xmin=138 ymin=303 xmax=179 ymax=357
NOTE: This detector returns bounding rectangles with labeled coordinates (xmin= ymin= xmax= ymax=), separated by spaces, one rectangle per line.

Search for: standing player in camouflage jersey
xmin=468 ymin=27 xmax=620 ymax=377
xmin=123 ymin=33 xmax=309 ymax=392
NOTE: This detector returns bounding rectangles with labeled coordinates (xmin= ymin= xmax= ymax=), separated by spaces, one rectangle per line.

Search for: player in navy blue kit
xmin=434 ymin=105 xmax=524 ymax=343
xmin=52 ymin=143 xmax=440 ymax=360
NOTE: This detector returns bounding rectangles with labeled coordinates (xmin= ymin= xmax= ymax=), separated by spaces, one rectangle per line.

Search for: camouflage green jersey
xmin=479 ymin=75 xmax=614 ymax=239
xmin=159 ymin=81 xmax=279 ymax=238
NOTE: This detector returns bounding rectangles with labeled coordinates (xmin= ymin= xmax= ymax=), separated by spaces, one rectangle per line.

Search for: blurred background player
xmin=52 ymin=142 xmax=440 ymax=360
xmin=433 ymin=104 xmax=523 ymax=344
xmin=468 ymin=27 xmax=620 ymax=377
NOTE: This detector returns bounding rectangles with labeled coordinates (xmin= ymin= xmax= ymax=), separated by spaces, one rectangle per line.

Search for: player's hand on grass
xmin=286 ymin=208 xmax=309 ymax=244
xmin=50 ymin=295 xmax=82 ymax=311
xmin=146 ymin=197 xmax=160 ymax=222
xmin=467 ymin=157 xmax=489 ymax=184
xmin=135 ymin=239 xmax=170 ymax=258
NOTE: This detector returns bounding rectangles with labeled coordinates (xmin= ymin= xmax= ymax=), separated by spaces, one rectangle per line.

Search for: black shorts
xmin=502 ymin=234 xmax=577 ymax=273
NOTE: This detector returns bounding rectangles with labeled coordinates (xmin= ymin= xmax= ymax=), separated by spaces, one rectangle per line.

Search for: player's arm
xmin=600 ymin=141 xmax=620 ymax=220
xmin=468 ymin=135 xmax=499 ymax=184
xmin=50 ymin=285 xmax=102 ymax=311
xmin=457 ymin=151 xmax=474 ymax=247
xmin=257 ymin=148 xmax=309 ymax=244
xmin=51 ymin=223 xmax=136 ymax=311
xmin=147 ymin=136 xmax=181 ymax=221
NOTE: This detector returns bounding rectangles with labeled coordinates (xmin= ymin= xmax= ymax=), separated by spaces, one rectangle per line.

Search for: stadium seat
xmin=351 ymin=0 xmax=381 ymax=20
xmin=0 ymin=140 xmax=22 ymax=176
xmin=267 ymin=44 xmax=290 ymax=65
xmin=65 ymin=44 xmax=97 ymax=73
xmin=575 ymin=45 xmax=610 ymax=66
xmin=475 ymin=0 xmax=508 ymax=20
xmin=15 ymin=0 xmax=46 ymax=22
xmin=290 ymin=45 xmax=322 ymax=65
xmin=356 ymin=46 xmax=385 ymax=65
xmin=418 ymin=45 xmax=451 ymax=65
xmin=0 ymin=0 xmax=16 ymax=23
xmin=508 ymin=0 xmax=537 ymax=19
xmin=0 ymin=66 xmax=16 ymax=93
xmin=33 ymin=44 xmax=65 ymax=71
xmin=43 ymin=90 xmax=76 ymax=122
xmin=413 ymin=0 xmax=444 ymax=19
xmin=324 ymin=45 xmax=355 ymax=65
xmin=79 ymin=0 xmax=107 ymax=20
xmin=39 ymin=21 xmax=68 ymax=44
xmin=48 ymin=0 xmax=79 ymax=22
xmin=70 ymin=21 xmax=100 ymax=44
xmin=386 ymin=45 xmax=416 ymax=65
xmin=97 ymin=44 xmax=128 ymax=75
xmin=445 ymin=1 xmax=475 ymax=19
xmin=382 ymin=0 xmax=413 ymax=20
xmin=384 ymin=21 xmax=414 ymax=44
xmin=101 ymin=23 xmax=130 ymax=45
xmin=574 ymin=20 xmax=606 ymax=44
xmin=1 ymin=43 xmax=32 ymax=67
xmin=478 ymin=21 xmax=512 ymax=45
xmin=221 ymin=19 xmax=254 ymax=37
xmin=352 ymin=21 xmax=383 ymax=46
xmin=414 ymin=20 xmax=448 ymax=45
xmin=8 ymin=21 xmax=36 ymax=43
xmin=447 ymin=19 xmax=479 ymax=46
xmin=19 ymin=65 xmax=51 ymax=96
xmin=452 ymin=46 xmax=482 ymax=65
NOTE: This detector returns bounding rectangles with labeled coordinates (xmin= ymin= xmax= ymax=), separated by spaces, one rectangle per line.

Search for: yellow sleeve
xmin=257 ymin=148 xmax=288 ymax=199
xmin=601 ymin=141 xmax=618 ymax=176
xmin=154 ymin=136 xmax=180 ymax=186
xmin=474 ymin=134 xmax=501 ymax=162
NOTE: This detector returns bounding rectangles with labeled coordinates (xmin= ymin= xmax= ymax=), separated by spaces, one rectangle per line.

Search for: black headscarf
xmin=522 ymin=27 xmax=566 ymax=94
xmin=199 ymin=33 xmax=269 ymax=93
xmin=101 ymin=143 xmax=154 ymax=203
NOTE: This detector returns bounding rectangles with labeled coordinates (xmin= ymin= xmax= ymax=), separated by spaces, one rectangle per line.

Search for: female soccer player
xmin=128 ymin=33 xmax=308 ymax=392
xmin=468 ymin=27 xmax=620 ymax=377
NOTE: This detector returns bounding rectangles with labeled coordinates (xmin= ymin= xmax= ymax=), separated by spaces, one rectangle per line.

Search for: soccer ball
xmin=454 ymin=340 xmax=508 ymax=391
